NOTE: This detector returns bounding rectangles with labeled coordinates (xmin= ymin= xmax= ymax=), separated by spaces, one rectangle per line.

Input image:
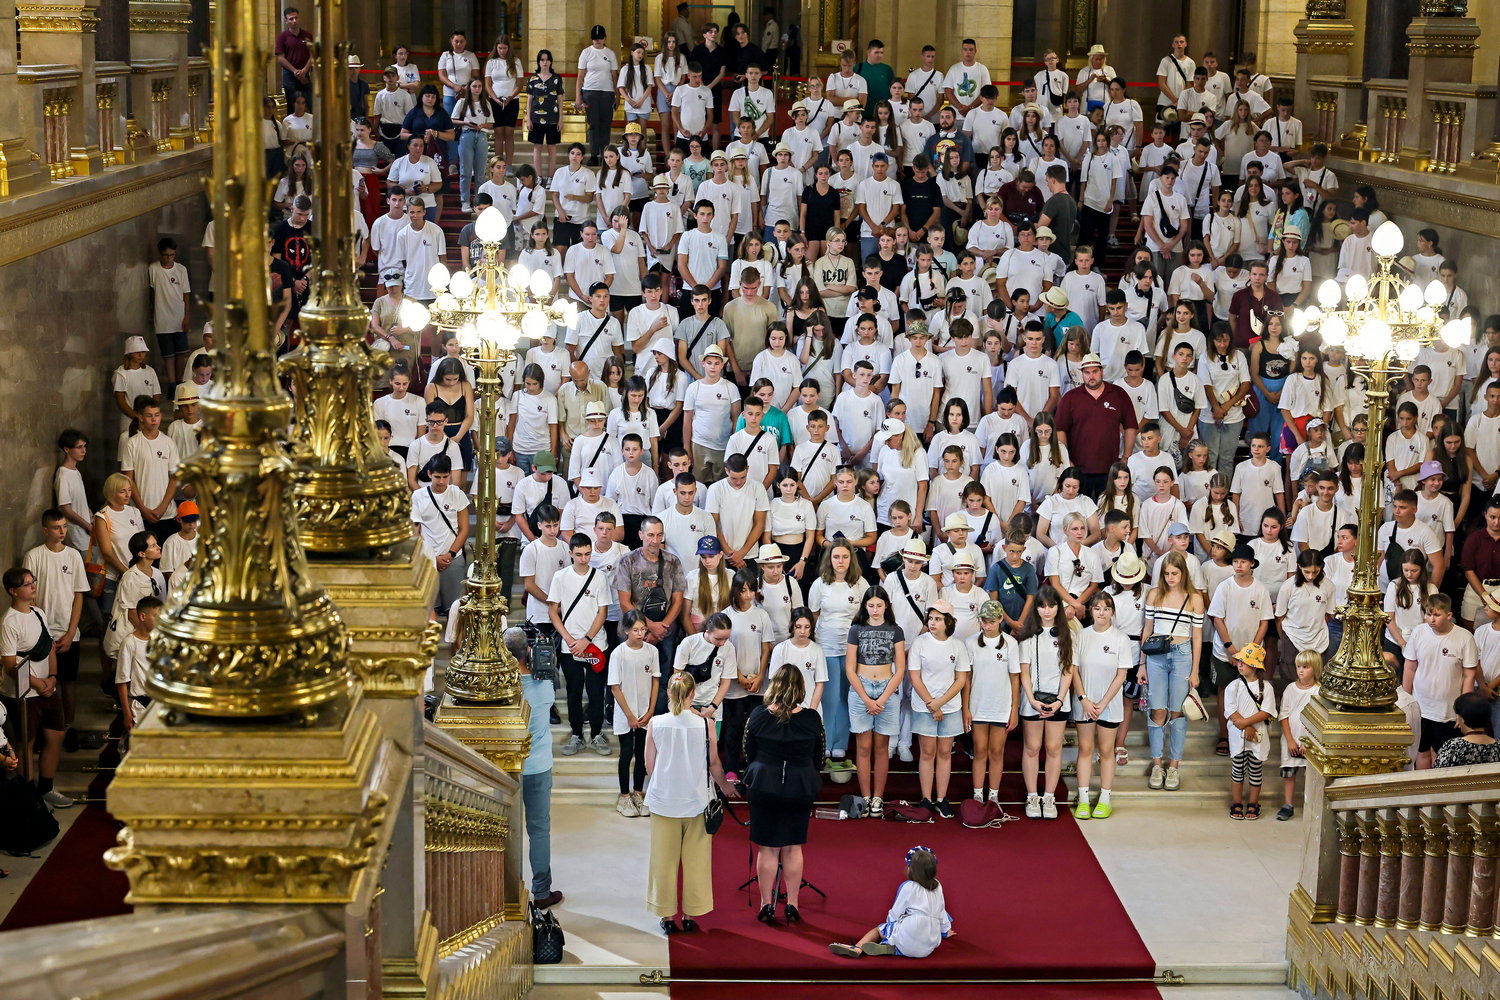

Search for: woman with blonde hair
xmin=1137 ymin=549 xmax=1204 ymax=791
xmin=743 ymin=665 xmax=826 ymax=925
xmin=682 ymin=536 xmax=733 ymax=634
xmin=874 ymin=418 xmax=929 ymax=533
xmin=645 ymin=669 xmax=739 ymax=935
xmin=92 ymin=471 xmax=144 ymax=619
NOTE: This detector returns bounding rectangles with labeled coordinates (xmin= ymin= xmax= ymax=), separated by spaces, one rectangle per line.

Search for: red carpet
xmin=0 ymin=804 xmax=130 ymax=931
xmin=666 ymin=804 xmax=1155 ymax=991
xmin=673 ymin=984 xmax=1163 ymax=999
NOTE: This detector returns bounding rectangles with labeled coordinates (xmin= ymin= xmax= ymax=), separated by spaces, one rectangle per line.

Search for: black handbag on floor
xmin=0 ymin=775 xmax=60 ymax=855
xmin=530 ymin=902 xmax=565 ymax=964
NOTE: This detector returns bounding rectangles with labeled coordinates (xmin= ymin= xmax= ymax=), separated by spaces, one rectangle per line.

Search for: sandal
xmin=1246 ymin=803 xmax=1261 ymax=821
xmin=829 ymin=943 xmax=863 ymax=958
xmin=1215 ymin=737 xmax=1230 ymax=756
xmin=1115 ymin=746 xmax=1129 ymax=766
xmin=1230 ymin=803 xmax=1245 ymax=820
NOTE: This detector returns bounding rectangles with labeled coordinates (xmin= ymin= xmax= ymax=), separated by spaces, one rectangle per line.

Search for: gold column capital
xmin=17 ymin=3 xmax=101 ymax=33
xmin=127 ymin=0 xmax=191 ymax=33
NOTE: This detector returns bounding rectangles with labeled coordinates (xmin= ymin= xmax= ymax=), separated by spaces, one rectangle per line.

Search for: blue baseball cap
xmin=696 ymin=536 xmax=722 ymax=555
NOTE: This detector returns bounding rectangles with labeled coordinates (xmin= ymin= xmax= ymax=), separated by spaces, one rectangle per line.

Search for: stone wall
xmin=0 ymin=181 xmax=209 ymax=568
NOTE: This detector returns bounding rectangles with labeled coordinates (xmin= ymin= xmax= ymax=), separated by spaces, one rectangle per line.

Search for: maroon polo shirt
xmin=1460 ymin=528 xmax=1500 ymax=584
xmin=1228 ymin=284 xmax=1284 ymax=351
xmin=276 ymin=28 xmax=312 ymax=72
xmin=1054 ymin=380 xmax=1138 ymax=475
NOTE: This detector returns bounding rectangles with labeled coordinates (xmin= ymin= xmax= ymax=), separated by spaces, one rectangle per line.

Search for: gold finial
xmin=146 ymin=0 xmax=349 ymax=719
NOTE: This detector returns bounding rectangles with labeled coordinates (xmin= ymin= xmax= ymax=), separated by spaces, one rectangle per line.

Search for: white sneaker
xmin=987 ymin=789 xmax=1000 ymax=804
xmin=589 ymin=733 xmax=612 ymax=756
xmin=1148 ymin=763 xmax=1165 ymax=789
xmin=898 ymin=746 xmax=914 ymax=763
xmin=616 ymin=793 xmax=637 ymax=817
xmin=561 ymin=734 xmax=585 ymax=756
xmin=868 ymin=796 xmax=883 ymax=818
xmin=1041 ymin=793 xmax=1058 ymax=820
xmin=631 ymin=791 xmax=650 ymax=816
xmin=1025 ymin=792 xmax=1042 ymax=819
xmin=887 ymin=745 xmax=896 ymax=759
xmin=1164 ymin=765 xmax=1181 ymax=790
xmin=42 ymin=789 xmax=74 ymax=809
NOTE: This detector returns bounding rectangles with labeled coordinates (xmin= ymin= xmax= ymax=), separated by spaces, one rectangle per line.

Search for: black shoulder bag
xmin=1154 ymin=191 xmax=1180 ymax=240
xmin=424 ymin=487 xmax=461 ymax=548
xmin=703 ymin=716 xmax=727 ymax=834
xmin=1168 ymin=372 xmax=1195 ymax=415
xmin=1141 ymin=593 xmax=1189 ymax=656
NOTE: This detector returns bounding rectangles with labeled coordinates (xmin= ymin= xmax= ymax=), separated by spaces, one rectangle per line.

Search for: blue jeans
xmin=653 ymin=627 xmax=680 ymax=715
xmin=821 ymin=654 xmax=850 ymax=754
xmin=458 ymin=128 xmax=488 ymax=205
xmin=1248 ymin=377 xmax=1286 ymax=448
xmin=860 ymin=236 xmax=880 ymax=261
xmin=514 ymin=451 xmax=535 ymax=475
xmin=442 ymin=94 xmax=459 ymax=171
xmin=522 ymin=769 xmax=553 ymax=897
xmin=1146 ymin=640 xmax=1194 ymax=762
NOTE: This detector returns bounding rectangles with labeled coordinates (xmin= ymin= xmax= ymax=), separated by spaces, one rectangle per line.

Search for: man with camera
xmin=504 ymin=627 xmax=564 ymax=910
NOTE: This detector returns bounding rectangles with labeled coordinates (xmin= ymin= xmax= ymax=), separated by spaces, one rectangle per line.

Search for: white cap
xmin=578 ymin=469 xmax=604 ymax=488
xmin=124 ymin=335 xmax=150 ymax=354
xmin=880 ymin=418 xmax=905 ymax=438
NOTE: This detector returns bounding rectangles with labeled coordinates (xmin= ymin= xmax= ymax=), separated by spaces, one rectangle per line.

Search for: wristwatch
xmin=448 ymin=549 xmax=460 ymax=557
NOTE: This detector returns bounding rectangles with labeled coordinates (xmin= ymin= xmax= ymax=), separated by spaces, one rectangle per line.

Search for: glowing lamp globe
xmin=521 ymin=310 xmax=549 ymax=339
xmin=427 ymin=262 xmax=450 ymax=293
xmin=1317 ymin=279 xmax=1342 ymax=309
xmin=1321 ymin=313 xmax=1348 ymax=347
xmin=1371 ymin=220 xmax=1404 ymax=258
xmin=509 ymin=263 xmax=532 ymax=291
xmin=398 ymin=299 xmax=430 ymax=331
xmin=1441 ymin=317 xmax=1473 ymax=348
xmin=1394 ymin=338 xmax=1420 ymax=362
xmin=1344 ymin=273 xmax=1368 ymax=304
xmin=474 ymin=206 xmax=508 ymax=243
xmin=1398 ymin=283 xmax=1423 ymax=314
xmin=1424 ymin=280 xmax=1447 ymax=307
xmin=449 ymin=270 xmax=475 ymax=300
xmin=529 ymin=269 xmax=554 ymax=298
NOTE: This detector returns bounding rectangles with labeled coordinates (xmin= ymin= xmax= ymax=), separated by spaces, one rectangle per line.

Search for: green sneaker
xmin=1073 ymin=799 xmax=1092 ymax=820
xmin=1091 ymin=800 xmax=1113 ymax=819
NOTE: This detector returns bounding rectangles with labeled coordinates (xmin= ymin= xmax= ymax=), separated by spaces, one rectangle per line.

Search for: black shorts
xmin=156 ymin=330 xmax=189 ymax=356
xmin=611 ymin=294 xmax=642 ymax=314
xmin=1419 ymin=716 xmax=1459 ymax=753
xmin=630 ymin=195 xmax=649 ymax=215
xmin=491 ymin=98 xmax=520 ymax=128
xmin=1078 ymin=717 xmax=1122 ymax=729
xmin=527 ymin=124 xmax=560 ymax=146
xmin=54 ymin=643 xmax=81 ymax=684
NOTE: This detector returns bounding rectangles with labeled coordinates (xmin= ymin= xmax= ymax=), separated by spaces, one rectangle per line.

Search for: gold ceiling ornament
xmin=281 ymin=9 xmax=412 ymax=554
xmin=144 ymin=0 xmax=348 ymax=719
xmin=417 ymin=213 xmax=578 ymax=705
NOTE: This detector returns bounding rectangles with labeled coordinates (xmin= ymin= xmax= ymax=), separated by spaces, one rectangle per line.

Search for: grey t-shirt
xmin=845 ymin=621 xmax=906 ymax=667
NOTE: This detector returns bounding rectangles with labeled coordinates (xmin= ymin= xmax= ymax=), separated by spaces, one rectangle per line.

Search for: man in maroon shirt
xmin=1227 ymin=260 xmax=1283 ymax=351
xmin=998 ymin=170 xmax=1045 ymax=227
xmin=1459 ymin=496 xmax=1500 ymax=626
xmin=1054 ymin=353 xmax=1138 ymax=497
xmin=275 ymin=7 xmax=314 ymax=113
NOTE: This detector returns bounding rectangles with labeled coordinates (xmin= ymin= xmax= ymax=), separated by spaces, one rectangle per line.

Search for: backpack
xmin=0 ymin=777 xmax=61 ymax=855
xmin=882 ymin=800 xmax=934 ymax=823
xmin=958 ymin=797 xmax=1011 ymax=829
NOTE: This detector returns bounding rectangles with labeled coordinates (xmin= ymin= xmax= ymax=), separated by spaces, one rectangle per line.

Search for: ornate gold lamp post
xmin=1292 ymin=220 xmax=1474 ymax=751
xmin=421 ymin=207 xmax=579 ymax=705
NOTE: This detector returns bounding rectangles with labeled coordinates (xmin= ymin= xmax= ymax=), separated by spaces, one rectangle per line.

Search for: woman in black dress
xmin=743 ymin=664 xmax=825 ymax=926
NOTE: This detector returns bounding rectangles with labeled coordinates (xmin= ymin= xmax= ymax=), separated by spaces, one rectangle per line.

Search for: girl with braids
xmin=1189 ymin=472 xmax=1239 ymax=558
xmin=1019 ymin=585 xmax=1075 ymax=819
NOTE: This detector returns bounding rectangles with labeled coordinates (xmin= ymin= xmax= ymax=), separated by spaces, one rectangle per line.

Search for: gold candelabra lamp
xmin=1291 ymin=221 xmax=1473 ymax=714
xmin=409 ymin=207 xmax=579 ymax=703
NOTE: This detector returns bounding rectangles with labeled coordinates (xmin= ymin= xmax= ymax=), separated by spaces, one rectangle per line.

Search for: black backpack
xmin=0 ymin=777 xmax=60 ymax=855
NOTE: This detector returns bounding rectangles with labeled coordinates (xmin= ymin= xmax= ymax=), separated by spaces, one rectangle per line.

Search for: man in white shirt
xmin=944 ymin=38 xmax=991 ymax=116
xmin=706 ymin=453 xmax=770 ymax=570
xmin=563 ymin=230 xmax=617 ymax=304
xmin=1378 ymin=490 xmax=1445 ymax=586
xmin=682 ymin=344 xmax=737 ymax=480
xmin=964 ymin=85 xmax=1009 ymax=156
xmin=411 ymin=455 xmax=471 ymax=613
xmin=1402 ymin=592 xmax=1478 ymax=769
xmin=1140 ymin=165 xmax=1190 ymax=280
xmin=548 ymin=531 xmax=612 ymax=754
xmin=23 ymin=510 xmax=87 ymax=739
xmin=1268 ymin=98 xmax=1303 ymax=155
xmin=121 ymin=397 xmax=180 ymax=542
xmin=660 ymin=474 xmax=719 ymax=563
xmin=905 ymin=46 xmax=948 ymax=118
xmin=1222 ymin=69 xmax=1272 ymax=125
xmin=576 ymin=26 xmax=621 ymax=163
xmin=694 ymin=150 xmax=739 ymax=238
xmin=899 ymin=98 xmax=936 ymax=170
xmin=994 ymin=225 xmax=1053 ymax=308
xmin=1155 ymin=35 xmax=1195 ymax=125
xmin=1335 ymin=209 xmax=1375 ymax=282
xmin=396 ymin=201 xmax=447 ymax=301
xmin=369 ymin=186 xmax=410 ymax=287
xmin=1200 ymin=52 xmax=1233 ymax=106
xmin=1091 ymin=290 xmax=1147 ymax=383
xmin=855 ymin=152 xmax=903 ymax=260
xmin=671 ymin=64 xmax=715 ymax=147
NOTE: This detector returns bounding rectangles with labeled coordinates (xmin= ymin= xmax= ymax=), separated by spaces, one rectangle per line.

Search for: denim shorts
xmin=912 ymin=708 xmax=963 ymax=738
xmin=848 ymin=674 xmax=901 ymax=735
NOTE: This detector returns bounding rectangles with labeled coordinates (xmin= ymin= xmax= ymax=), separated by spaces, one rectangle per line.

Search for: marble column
xmin=1335 ymin=810 xmax=1361 ymax=921
xmin=18 ymin=0 xmax=105 ymax=174
xmin=1467 ymin=805 xmax=1497 ymax=937
xmin=1292 ymin=0 xmax=1360 ymax=145
xmin=1354 ymin=811 xmax=1381 ymax=924
xmin=0 ymin=0 xmax=49 ymax=193
xmin=1375 ymin=808 xmax=1402 ymax=927
xmin=1419 ymin=806 xmax=1450 ymax=930
xmin=1440 ymin=804 xmax=1472 ymax=934
xmin=527 ymin=0 xmax=586 ymax=78
xmin=126 ymin=0 xmax=191 ymax=149
xmin=1402 ymin=14 xmax=1480 ymax=156
xmin=1397 ymin=807 xmax=1425 ymax=928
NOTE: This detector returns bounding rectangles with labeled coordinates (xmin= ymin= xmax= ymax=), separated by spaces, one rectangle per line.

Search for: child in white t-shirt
xmin=1224 ymin=641 xmax=1277 ymax=821
xmin=1277 ymin=650 xmax=1320 ymax=821
xmin=115 ymin=594 xmax=162 ymax=732
xmin=608 ymin=610 xmax=660 ymax=817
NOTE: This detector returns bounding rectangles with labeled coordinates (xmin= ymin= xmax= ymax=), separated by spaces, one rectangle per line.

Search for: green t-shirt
xmin=733 ymin=405 xmax=793 ymax=447
xmin=856 ymin=61 xmax=896 ymax=117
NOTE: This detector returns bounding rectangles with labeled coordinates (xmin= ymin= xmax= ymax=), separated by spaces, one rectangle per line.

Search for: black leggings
xmin=720 ymin=694 xmax=762 ymax=776
xmin=618 ymin=727 xmax=647 ymax=793
xmin=561 ymin=655 xmax=607 ymax=738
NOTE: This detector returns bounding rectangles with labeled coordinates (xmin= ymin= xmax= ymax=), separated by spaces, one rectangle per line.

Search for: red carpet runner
xmin=0 ymin=804 xmax=130 ymax=932
xmin=669 ymin=751 xmax=1157 ymax=998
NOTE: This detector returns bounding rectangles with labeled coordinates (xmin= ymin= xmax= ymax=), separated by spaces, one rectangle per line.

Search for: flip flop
xmin=1215 ymin=738 xmax=1230 ymax=756
xmin=829 ymin=943 xmax=863 ymax=958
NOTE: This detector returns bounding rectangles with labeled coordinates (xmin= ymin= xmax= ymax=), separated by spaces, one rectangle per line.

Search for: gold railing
xmin=1375 ymin=95 xmax=1407 ymax=163
xmin=1288 ymin=763 xmax=1500 ymax=1000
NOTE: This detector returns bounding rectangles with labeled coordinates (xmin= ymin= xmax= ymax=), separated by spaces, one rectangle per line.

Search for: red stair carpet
xmin=666 ymin=802 xmax=1156 ymax=997
xmin=0 ymin=804 xmax=130 ymax=932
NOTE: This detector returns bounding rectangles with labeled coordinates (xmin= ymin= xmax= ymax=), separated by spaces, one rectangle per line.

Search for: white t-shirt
xmin=1404 ymin=623 xmax=1479 ymax=723
xmin=374 ymin=392 xmax=423 ymax=447
xmin=966 ymin=631 xmax=1021 ymax=723
xmin=547 ymin=564 xmax=612 ymax=650
xmin=705 ymin=479 xmax=770 ymax=553
xmin=683 ymin=378 xmax=737 ymax=450
xmin=671 ymin=84 xmax=715 ymax=136
xmin=121 ymin=431 xmax=180 ymax=518
xmin=907 ymin=633 xmax=971 ymax=714
xmin=148 ymin=261 xmax=191 ymax=333
xmin=410 ymin=484 xmax=469 ymax=559
xmin=769 ymin=639 xmax=827 ymax=710
xmin=1223 ymin=674 xmax=1277 ymax=760
xmin=1276 ymin=576 xmax=1335 ymax=653
xmin=1156 ymin=53 xmax=1196 ymax=104
xmin=519 ymin=537 xmax=571 ymax=622
xmin=1073 ymin=624 xmax=1131 ymax=724
xmin=22 ymin=545 xmax=87 ymax=637
xmin=807 ymin=577 xmax=868 ymax=655
xmin=54 ymin=466 xmax=91 ymax=551
xmin=1232 ymin=459 xmax=1282 ymax=528
xmin=723 ymin=605 xmax=773 ymax=699
xmin=672 ymin=633 xmax=738 ymax=710
xmin=1207 ymin=576 xmax=1275 ymax=660
xmin=856 ymin=175 xmax=904 ymax=238
xmin=607 ymin=642 xmax=659 ymax=732
xmin=576 ymin=44 xmax=620 ymax=92
xmin=1017 ymin=628 xmax=1071 ymax=716
xmin=661 ymin=504 xmax=718 ymax=565
xmin=1006 ymin=352 xmax=1059 ymax=419
xmin=757 ymin=573 xmax=805 ymax=644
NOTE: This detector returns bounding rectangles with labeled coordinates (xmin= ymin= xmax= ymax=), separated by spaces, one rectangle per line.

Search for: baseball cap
xmin=124 ymin=335 xmax=149 ymax=354
xmin=757 ymin=543 xmax=788 ymax=563
xmin=978 ymin=600 xmax=1006 ymax=621
xmin=381 ymin=268 xmax=405 ymax=286
xmin=929 ymin=600 xmax=954 ymax=616
xmin=533 ymin=451 xmax=557 ymax=472
xmin=880 ymin=418 xmax=905 ymax=438
xmin=176 ymin=500 xmax=200 ymax=520
xmin=1079 ymin=353 xmax=1104 ymax=370
xmin=1167 ymin=522 xmax=1191 ymax=537
xmin=696 ymin=535 xmax=723 ymax=555
xmin=494 ymin=435 xmax=514 ymax=455
xmin=578 ymin=468 xmax=603 ymax=488
xmin=1306 ymin=417 xmax=1326 ymax=430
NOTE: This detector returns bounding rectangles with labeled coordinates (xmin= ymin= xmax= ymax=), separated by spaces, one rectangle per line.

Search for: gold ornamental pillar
xmin=0 ymin=0 xmax=50 ymax=194
xmin=16 ymin=0 xmax=105 ymax=175
xmin=274 ymin=0 xmax=441 ymax=991
xmin=104 ymin=0 xmax=406 ymax=918
xmin=1402 ymin=7 xmax=1481 ymax=159
xmin=1293 ymin=0 xmax=1362 ymax=148
xmin=127 ymin=0 xmax=191 ymax=149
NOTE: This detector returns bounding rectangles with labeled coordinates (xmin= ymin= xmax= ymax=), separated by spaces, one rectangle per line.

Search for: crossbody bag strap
xmin=800 ymin=441 xmax=828 ymax=482
xmin=739 ymin=428 xmax=769 ymax=461
xmin=426 ymin=486 xmax=459 ymax=540
xmin=686 ymin=317 xmax=714 ymax=357
xmin=577 ymin=312 xmax=615 ymax=362
xmin=560 ymin=568 xmax=599 ymax=635
xmin=895 ymin=569 xmax=925 ymax=624
xmin=1170 ymin=56 xmax=1189 ymax=86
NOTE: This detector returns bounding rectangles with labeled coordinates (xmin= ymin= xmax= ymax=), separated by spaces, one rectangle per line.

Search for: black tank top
xmin=435 ymin=390 xmax=468 ymax=430
xmin=1258 ymin=343 xmax=1289 ymax=380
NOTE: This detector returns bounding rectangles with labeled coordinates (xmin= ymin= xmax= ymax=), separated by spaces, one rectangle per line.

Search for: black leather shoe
xmin=757 ymin=903 xmax=779 ymax=925
xmin=660 ymin=917 xmax=681 ymax=934
xmin=783 ymin=903 xmax=801 ymax=925
xmin=681 ymin=917 xmax=700 ymax=932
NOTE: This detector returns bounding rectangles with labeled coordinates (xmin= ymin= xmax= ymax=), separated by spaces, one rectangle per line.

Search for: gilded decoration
xmin=17 ymin=3 xmax=100 ymax=32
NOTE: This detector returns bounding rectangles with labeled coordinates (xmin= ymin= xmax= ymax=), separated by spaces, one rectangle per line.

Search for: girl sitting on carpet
xmin=829 ymin=846 xmax=951 ymax=958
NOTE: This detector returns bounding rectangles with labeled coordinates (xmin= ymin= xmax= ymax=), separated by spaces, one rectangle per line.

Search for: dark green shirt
xmin=856 ymin=61 xmax=895 ymax=117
